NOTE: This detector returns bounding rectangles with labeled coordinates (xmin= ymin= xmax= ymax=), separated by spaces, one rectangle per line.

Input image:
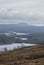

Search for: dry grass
xmin=0 ymin=45 xmax=44 ymax=65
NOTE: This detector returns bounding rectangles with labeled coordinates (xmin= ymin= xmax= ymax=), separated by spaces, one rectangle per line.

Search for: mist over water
xmin=0 ymin=43 xmax=36 ymax=52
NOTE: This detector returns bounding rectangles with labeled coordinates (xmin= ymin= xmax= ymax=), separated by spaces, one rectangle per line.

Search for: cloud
xmin=0 ymin=0 xmax=44 ymax=9
xmin=0 ymin=0 xmax=44 ymax=26
xmin=0 ymin=8 xmax=44 ymax=26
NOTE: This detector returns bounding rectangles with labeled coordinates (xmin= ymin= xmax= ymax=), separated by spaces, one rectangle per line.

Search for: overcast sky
xmin=0 ymin=0 xmax=44 ymax=26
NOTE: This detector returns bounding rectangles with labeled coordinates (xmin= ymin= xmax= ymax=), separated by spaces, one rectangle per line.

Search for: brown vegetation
xmin=0 ymin=45 xmax=44 ymax=65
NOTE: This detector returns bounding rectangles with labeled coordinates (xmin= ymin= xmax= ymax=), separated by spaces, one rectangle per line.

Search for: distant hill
xmin=0 ymin=24 xmax=44 ymax=45
xmin=0 ymin=24 xmax=44 ymax=33
xmin=18 ymin=23 xmax=28 ymax=26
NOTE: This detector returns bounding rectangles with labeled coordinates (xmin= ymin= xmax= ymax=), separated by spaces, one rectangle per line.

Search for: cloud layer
xmin=0 ymin=0 xmax=44 ymax=26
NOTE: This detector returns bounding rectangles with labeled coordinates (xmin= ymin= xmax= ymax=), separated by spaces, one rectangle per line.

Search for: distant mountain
xmin=18 ymin=23 xmax=28 ymax=26
xmin=0 ymin=24 xmax=44 ymax=33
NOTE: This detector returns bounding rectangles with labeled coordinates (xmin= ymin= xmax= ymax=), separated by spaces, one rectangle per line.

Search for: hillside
xmin=0 ymin=45 xmax=44 ymax=65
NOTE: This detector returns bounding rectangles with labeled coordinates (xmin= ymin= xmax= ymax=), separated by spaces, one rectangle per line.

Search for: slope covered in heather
xmin=0 ymin=45 xmax=44 ymax=65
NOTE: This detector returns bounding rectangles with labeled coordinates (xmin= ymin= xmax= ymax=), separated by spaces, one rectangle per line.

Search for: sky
xmin=0 ymin=0 xmax=44 ymax=26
